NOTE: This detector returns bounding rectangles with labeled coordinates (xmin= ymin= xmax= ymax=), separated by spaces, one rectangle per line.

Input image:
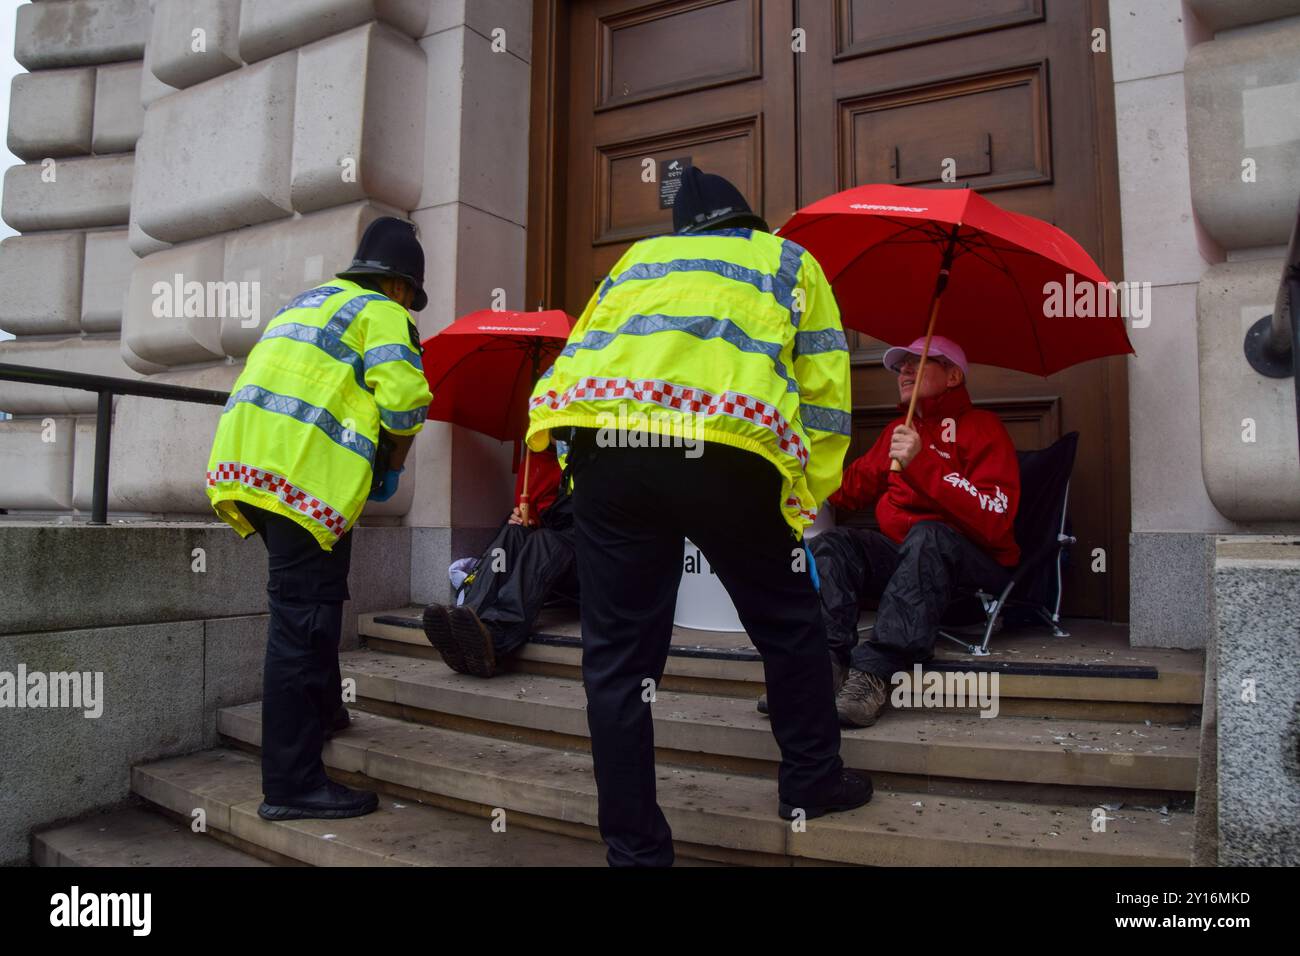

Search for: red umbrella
xmin=778 ymin=183 xmax=1133 ymax=470
xmin=422 ymin=308 xmax=573 ymax=521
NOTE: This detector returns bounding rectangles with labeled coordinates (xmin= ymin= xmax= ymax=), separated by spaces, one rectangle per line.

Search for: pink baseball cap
xmin=882 ymin=335 xmax=969 ymax=377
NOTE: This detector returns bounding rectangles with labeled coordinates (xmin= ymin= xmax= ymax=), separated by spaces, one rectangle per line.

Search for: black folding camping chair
xmin=937 ymin=431 xmax=1080 ymax=657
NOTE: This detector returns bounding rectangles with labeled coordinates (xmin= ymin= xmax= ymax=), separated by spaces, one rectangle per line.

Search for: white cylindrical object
xmin=673 ymin=539 xmax=745 ymax=632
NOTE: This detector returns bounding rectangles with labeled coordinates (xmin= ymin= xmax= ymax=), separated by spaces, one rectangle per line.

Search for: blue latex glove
xmin=804 ymin=541 xmax=820 ymax=592
xmin=369 ymin=466 xmax=404 ymax=502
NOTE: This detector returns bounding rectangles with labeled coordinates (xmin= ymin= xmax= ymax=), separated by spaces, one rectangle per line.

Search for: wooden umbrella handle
xmin=890 ymin=291 xmax=944 ymax=473
xmin=519 ymin=444 xmax=532 ymax=525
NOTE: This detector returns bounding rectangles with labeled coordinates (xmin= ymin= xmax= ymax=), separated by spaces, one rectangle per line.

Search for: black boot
xmin=422 ymin=603 xmax=465 ymax=671
xmin=258 ymin=780 xmax=380 ymax=821
xmin=448 ymin=606 xmax=500 ymax=678
xmin=778 ymin=769 xmax=873 ymax=821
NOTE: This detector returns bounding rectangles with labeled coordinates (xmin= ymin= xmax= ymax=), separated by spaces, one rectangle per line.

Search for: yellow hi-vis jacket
xmin=526 ymin=227 xmax=851 ymax=536
xmin=205 ymin=277 xmax=433 ymax=551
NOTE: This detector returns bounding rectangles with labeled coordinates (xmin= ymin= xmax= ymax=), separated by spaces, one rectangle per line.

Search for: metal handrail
xmin=0 ymin=362 xmax=230 ymax=525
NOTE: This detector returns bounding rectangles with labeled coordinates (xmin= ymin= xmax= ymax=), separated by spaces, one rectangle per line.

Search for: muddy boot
xmin=835 ymin=669 xmax=889 ymax=727
xmin=757 ymin=653 xmax=847 ymax=716
xmin=422 ymin=603 xmax=466 ymax=672
xmin=448 ymin=606 xmax=500 ymax=678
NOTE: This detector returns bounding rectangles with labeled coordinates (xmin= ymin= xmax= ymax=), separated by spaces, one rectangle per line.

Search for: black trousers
xmin=462 ymin=521 xmax=578 ymax=655
xmin=811 ymin=522 xmax=1010 ymax=679
xmin=569 ymin=436 xmax=844 ymax=867
xmin=237 ymin=502 xmax=353 ymax=801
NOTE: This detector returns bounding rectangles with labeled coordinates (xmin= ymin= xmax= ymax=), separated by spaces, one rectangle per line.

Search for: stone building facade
xmin=0 ymin=0 xmax=1297 ymax=865
xmin=0 ymin=0 xmax=531 ymax=599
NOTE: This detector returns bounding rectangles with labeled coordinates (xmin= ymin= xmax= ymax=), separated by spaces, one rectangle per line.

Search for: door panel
xmin=562 ymin=0 xmax=797 ymax=305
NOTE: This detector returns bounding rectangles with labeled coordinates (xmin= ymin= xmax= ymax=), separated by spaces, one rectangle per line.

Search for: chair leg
xmin=938 ymin=629 xmax=985 ymax=656
xmin=977 ymin=580 xmax=1019 ymax=655
xmin=1034 ymin=605 xmax=1070 ymax=638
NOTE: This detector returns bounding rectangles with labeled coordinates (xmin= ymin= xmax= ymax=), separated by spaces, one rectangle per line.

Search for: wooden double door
xmin=528 ymin=0 xmax=1128 ymax=619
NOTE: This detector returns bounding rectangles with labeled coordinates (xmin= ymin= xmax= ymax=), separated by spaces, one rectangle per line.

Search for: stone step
xmin=131 ymin=749 xmax=611 ymax=867
xmin=338 ymin=651 xmax=1199 ymax=795
xmin=33 ymin=806 xmax=270 ymax=867
xmin=360 ymin=607 xmax=1205 ymax=721
xmin=216 ymin=701 xmax=1194 ymax=866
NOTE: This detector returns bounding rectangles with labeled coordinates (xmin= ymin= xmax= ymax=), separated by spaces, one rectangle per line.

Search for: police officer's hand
xmin=369 ymin=467 xmax=404 ymax=502
xmin=889 ymin=425 xmax=921 ymax=468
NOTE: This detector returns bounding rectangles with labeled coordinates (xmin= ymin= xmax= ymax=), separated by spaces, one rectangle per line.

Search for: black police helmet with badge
xmin=671 ymin=167 xmax=770 ymax=235
xmin=339 ymin=216 xmax=429 ymax=312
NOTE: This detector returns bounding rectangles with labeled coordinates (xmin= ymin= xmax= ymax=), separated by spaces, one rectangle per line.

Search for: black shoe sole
xmin=257 ymin=797 xmax=379 ymax=821
xmin=756 ymin=694 xmax=769 ymax=716
xmin=449 ymin=607 xmax=498 ymax=678
xmin=422 ymin=604 xmax=465 ymax=671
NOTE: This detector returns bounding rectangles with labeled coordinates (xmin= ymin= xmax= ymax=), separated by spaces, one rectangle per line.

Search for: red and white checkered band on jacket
xmin=785 ymin=496 xmax=816 ymax=524
xmin=206 ymin=463 xmax=350 ymax=538
xmin=530 ymin=376 xmax=810 ymax=468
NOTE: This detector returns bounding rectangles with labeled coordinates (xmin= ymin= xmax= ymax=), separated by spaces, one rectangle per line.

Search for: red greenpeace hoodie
xmin=829 ymin=384 xmax=1021 ymax=566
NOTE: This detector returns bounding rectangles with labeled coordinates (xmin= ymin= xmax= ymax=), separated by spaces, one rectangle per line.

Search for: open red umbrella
xmin=778 ymin=183 xmax=1133 ymax=469
xmin=422 ymin=308 xmax=573 ymax=520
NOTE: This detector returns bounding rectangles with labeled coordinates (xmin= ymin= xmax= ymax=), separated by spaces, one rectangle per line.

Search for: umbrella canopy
xmin=778 ymin=184 xmax=1134 ymax=377
xmin=421 ymin=309 xmax=573 ymax=442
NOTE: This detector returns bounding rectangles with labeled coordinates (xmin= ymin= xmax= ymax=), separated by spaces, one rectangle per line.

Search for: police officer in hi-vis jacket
xmin=206 ymin=217 xmax=433 ymax=822
xmin=526 ymin=168 xmax=873 ymax=866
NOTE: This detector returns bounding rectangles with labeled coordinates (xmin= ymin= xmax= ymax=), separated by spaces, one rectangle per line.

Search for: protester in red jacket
xmin=809 ymin=335 xmax=1020 ymax=727
xmin=422 ymin=445 xmax=577 ymax=678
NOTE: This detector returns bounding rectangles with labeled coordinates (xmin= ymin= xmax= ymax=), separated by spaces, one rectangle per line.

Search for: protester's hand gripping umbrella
xmin=778 ymin=184 xmax=1134 ymax=470
xmin=421 ymin=309 xmax=574 ymax=524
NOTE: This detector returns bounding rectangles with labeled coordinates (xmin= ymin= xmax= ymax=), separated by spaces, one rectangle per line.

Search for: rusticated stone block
xmin=132 ymin=53 xmax=296 ymax=244
xmin=290 ymin=22 xmax=425 ymax=214
xmin=149 ymin=0 xmax=243 ymax=89
xmin=237 ymin=0 xmax=427 ymax=63
xmin=0 ymin=417 xmax=75 ymax=510
xmin=1186 ymin=20 xmax=1300 ymax=248
xmin=15 ymin=0 xmax=151 ymax=70
xmin=220 ymin=199 xmax=405 ymax=357
xmin=82 ymin=229 xmax=137 ymax=333
xmin=7 ymin=67 xmax=95 ymax=160
xmin=92 ymin=61 xmax=146 ymax=154
xmin=122 ymin=235 xmax=229 ymax=367
xmin=1 ymin=154 xmax=133 ymax=232
xmin=0 ymin=232 xmax=86 ymax=336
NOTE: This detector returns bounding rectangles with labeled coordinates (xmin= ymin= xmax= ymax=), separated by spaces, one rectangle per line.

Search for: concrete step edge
xmin=130 ymin=749 xmax=610 ymax=867
xmin=359 ymin=610 xmax=1205 ymax=706
xmin=32 ymin=805 xmax=272 ymax=867
xmin=216 ymin=701 xmax=1194 ymax=866
xmin=338 ymin=651 xmax=1200 ymax=792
